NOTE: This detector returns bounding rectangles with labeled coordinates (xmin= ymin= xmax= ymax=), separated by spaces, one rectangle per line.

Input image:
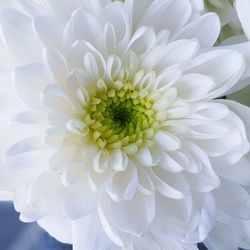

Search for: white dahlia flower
xmin=0 ymin=0 xmax=250 ymax=249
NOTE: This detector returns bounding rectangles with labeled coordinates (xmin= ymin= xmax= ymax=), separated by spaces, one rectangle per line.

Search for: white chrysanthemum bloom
xmin=0 ymin=0 xmax=250 ymax=249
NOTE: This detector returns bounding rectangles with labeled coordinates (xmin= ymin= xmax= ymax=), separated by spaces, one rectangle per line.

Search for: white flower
xmin=0 ymin=1 xmax=250 ymax=249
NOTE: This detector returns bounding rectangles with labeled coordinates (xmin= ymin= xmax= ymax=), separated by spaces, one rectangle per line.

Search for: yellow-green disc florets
xmin=84 ymin=80 xmax=160 ymax=150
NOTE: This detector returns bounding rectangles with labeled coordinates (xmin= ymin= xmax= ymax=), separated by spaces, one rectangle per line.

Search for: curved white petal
xmin=236 ymin=0 xmax=250 ymax=40
xmin=41 ymin=83 xmax=72 ymax=111
xmin=38 ymin=211 xmax=73 ymax=244
xmin=213 ymin=179 xmax=250 ymax=220
xmin=182 ymin=49 xmax=245 ymax=100
xmin=63 ymin=9 xmax=103 ymax=50
xmin=139 ymin=0 xmax=191 ymax=34
xmin=0 ymin=8 xmax=42 ymax=62
xmin=12 ymin=110 xmax=46 ymax=126
xmin=106 ymin=162 xmax=137 ymax=202
xmin=215 ymin=154 xmax=250 ymax=186
xmin=153 ymin=193 xmax=198 ymax=236
xmin=109 ymin=149 xmax=128 ymax=171
xmin=175 ymin=13 xmax=220 ymax=48
xmin=126 ymin=26 xmax=155 ymax=56
xmin=42 ymin=48 xmax=68 ymax=85
xmin=175 ymin=74 xmax=215 ymax=102
xmin=14 ymin=63 xmax=53 ymax=109
xmin=4 ymin=136 xmax=52 ymax=170
xmin=100 ymin=191 xmax=155 ymax=237
xmin=49 ymin=144 xmax=76 ymax=171
xmin=64 ymin=187 xmax=98 ymax=220
xmin=33 ymin=15 xmax=63 ymax=50
xmin=73 ymin=214 xmax=120 ymax=250
xmin=154 ymin=130 xmax=181 ymax=151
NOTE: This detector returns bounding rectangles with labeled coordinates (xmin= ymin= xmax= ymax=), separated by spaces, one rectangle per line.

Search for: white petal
xmin=98 ymin=205 xmax=125 ymax=248
xmin=149 ymin=167 xmax=189 ymax=199
xmin=175 ymin=74 xmax=215 ymax=102
xmin=196 ymin=193 xmax=216 ymax=241
xmin=29 ymin=171 xmax=65 ymax=219
xmin=73 ymin=214 xmax=119 ymax=250
xmin=236 ymin=0 xmax=250 ymax=40
xmin=46 ymin=0 xmax=82 ymax=22
xmin=213 ymin=179 xmax=250 ymax=220
xmin=224 ymin=42 xmax=250 ymax=87
xmin=12 ymin=110 xmax=46 ymax=126
xmin=66 ymin=40 xmax=97 ymax=70
xmin=33 ymin=15 xmax=63 ymax=50
xmin=18 ymin=0 xmax=49 ymax=16
xmin=106 ymin=162 xmax=137 ymax=202
xmin=153 ymin=193 xmax=194 ymax=233
xmin=188 ymin=123 xmax=229 ymax=140
xmin=182 ymin=49 xmax=245 ymax=100
xmin=42 ymin=48 xmax=68 ymax=85
xmin=218 ymin=99 xmax=250 ymax=141
xmin=104 ymin=55 xmax=122 ymax=82
xmin=66 ymin=119 xmax=89 ymax=136
xmin=100 ymin=191 xmax=155 ymax=237
xmin=41 ymin=83 xmax=72 ymax=111
xmin=62 ymin=161 xmax=86 ymax=185
xmin=188 ymin=102 xmax=229 ymax=120
xmin=14 ymin=63 xmax=53 ymax=109
xmin=159 ymin=151 xmax=186 ymax=173
xmin=0 ymin=164 xmax=39 ymax=192
xmin=63 ymin=9 xmax=104 ymax=49
xmin=184 ymin=163 xmax=220 ymax=192
xmin=132 ymin=234 xmax=161 ymax=250
xmin=0 ymin=8 xmax=42 ymax=62
xmin=143 ymin=39 xmax=198 ymax=72
xmin=104 ymin=23 xmax=117 ymax=54
xmin=137 ymin=166 xmax=155 ymax=195
xmin=64 ymin=188 xmax=98 ymax=220
xmin=93 ymin=150 xmax=109 ymax=173
xmin=49 ymin=144 xmax=76 ymax=170
xmin=155 ymin=166 xmax=189 ymax=195
xmin=38 ymin=211 xmax=73 ymax=244
xmin=47 ymin=110 xmax=70 ymax=127
xmin=83 ymin=51 xmax=106 ymax=80
xmin=109 ymin=149 xmax=128 ymax=171
xmin=204 ymin=223 xmax=241 ymax=250
xmin=195 ymin=110 xmax=249 ymax=161
xmin=215 ymin=155 xmax=250 ymax=185
xmin=139 ymin=0 xmax=191 ymax=33
xmin=135 ymin=147 xmax=156 ymax=167
xmin=126 ymin=26 xmax=155 ymax=56
xmin=165 ymin=102 xmax=191 ymax=119
xmin=100 ymin=1 xmax=131 ymax=49
xmin=154 ymin=130 xmax=181 ymax=151
xmin=4 ymin=136 xmax=52 ymax=170
xmin=175 ymin=13 xmax=220 ymax=48
xmin=43 ymin=127 xmax=66 ymax=146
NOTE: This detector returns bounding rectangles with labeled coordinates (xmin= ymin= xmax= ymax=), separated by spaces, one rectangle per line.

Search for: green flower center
xmin=83 ymin=81 xmax=160 ymax=150
xmin=107 ymin=101 xmax=133 ymax=125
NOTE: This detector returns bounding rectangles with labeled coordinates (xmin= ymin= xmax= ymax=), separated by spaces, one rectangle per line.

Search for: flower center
xmin=108 ymin=101 xmax=133 ymax=125
xmin=84 ymin=80 xmax=160 ymax=151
